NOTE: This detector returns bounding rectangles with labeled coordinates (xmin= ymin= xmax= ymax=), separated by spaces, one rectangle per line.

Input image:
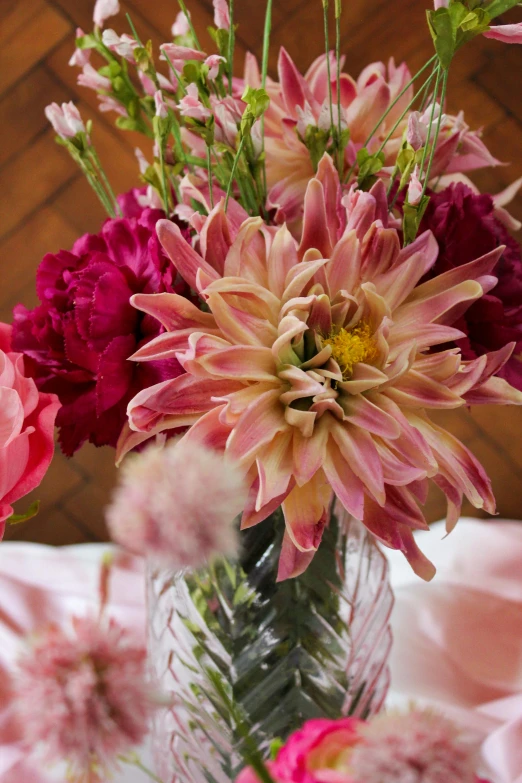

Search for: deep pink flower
xmin=15 ymin=616 xmax=151 ymax=778
xmin=419 ymin=183 xmax=522 ymax=390
xmin=93 ymin=0 xmax=120 ymax=28
xmin=12 ymin=202 xmax=191 ymax=456
xmin=483 ymin=23 xmax=522 ymax=45
xmin=0 ymin=324 xmax=60 ymax=536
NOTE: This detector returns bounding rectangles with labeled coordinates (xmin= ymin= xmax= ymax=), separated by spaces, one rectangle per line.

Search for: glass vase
xmin=147 ymin=501 xmax=393 ymax=783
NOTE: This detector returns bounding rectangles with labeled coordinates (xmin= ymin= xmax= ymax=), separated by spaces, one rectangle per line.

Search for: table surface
xmin=1 ymin=0 xmax=522 ymax=547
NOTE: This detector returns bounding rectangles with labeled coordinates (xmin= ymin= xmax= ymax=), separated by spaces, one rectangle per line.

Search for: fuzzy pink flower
xmin=14 ymin=616 xmax=151 ymax=778
xmin=407 ymin=166 xmax=423 ymax=206
xmin=107 ymin=438 xmax=247 ymax=568
xmin=121 ymin=160 xmax=522 ymax=581
xmin=160 ymin=43 xmax=207 ymax=63
xmin=69 ymin=28 xmax=90 ymax=68
xmin=93 ymin=0 xmax=120 ymax=28
xmin=349 ymin=710 xmax=479 ymax=783
xmin=213 ymin=0 xmax=230 ymax=29
xmin=177 ymin=82 xmax=211 ymax=121
xmin=0 ymin=324 xmax=59 ymax=536
xmin=45 ymin=101 xmax=86 ymax=139
xmin=154 ymin=90 xmax=169 ymax=118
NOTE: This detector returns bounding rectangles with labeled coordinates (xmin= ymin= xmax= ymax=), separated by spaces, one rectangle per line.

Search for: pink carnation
xmin=14 ymin=616 xmax=152 ymax=778
xmin=106 ymin=438 xmax=248 ymax=568
xmin=0 ymin=323 xmax=60 ymax=536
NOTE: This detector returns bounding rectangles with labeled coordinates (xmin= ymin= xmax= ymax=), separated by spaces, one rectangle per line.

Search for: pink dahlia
xmin=12 ymin=202 xmax=191 ymax=456
xmin=121 ymin=157 xmax=522 ymax=580
xmin=15 ymin=616 xmax=151 ymax=778
xmin=236 ymin=50 xmax=500 ymax=232
xmin=0 ymin=323 xmax=60 ymax=535
xmin=418 ymin=182 xmax=522 ymax=390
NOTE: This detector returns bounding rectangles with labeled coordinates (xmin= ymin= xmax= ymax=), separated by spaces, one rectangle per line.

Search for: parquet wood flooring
xmin=1 ymin=0 xmax=522 ymax=545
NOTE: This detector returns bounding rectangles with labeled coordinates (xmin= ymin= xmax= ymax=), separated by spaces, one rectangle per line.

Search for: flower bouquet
xmin=3 ymin=0 xmax=522 ymax=780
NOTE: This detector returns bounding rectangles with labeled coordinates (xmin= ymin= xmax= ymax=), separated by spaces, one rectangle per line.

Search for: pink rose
xmin=0 ymin=323 xmax=60 ymax=537
xmin=237 ymin=719 xmax=363 ymax=783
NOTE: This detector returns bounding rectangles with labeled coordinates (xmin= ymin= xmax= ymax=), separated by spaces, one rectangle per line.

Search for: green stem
xmin=119 ymin=754 xmax=164 ymax=783
xmin=177 ymin=0 xmax=203 ymax=50
xmin=225 ymin=136 xmax=246 ymax=210
xmin=419 ymin=67 xmax=448 ymax=202
xmin=228 ymin=0 xmax=235 ymax=95
xmin=418 ymin=65 xmax=442 ymax=176
xmin=362 ymin=54 xmax=437 ymax=149
xmin=207 ymin=144 xmax=214 ymax=209
xmin=158 ymin=143 xmax=171 ymax=215
xmin=322 ymin=1 xmax=336 ymax=147
xmin=87 ymin=147 xmax=122 ymax=216
xmin=335 ymin=0 xmax=343 ymax=177
xmin=260 ymin=0 xmax=273 ymax=199
xmin=126 ymin=12 xmax=143 ymax=45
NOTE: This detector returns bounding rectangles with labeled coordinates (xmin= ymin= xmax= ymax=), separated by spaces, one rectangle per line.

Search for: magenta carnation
xmin=419 ymin=183 xmax=522 ymax=390
xmin=12 ymin=203 xmax=190 ymax=456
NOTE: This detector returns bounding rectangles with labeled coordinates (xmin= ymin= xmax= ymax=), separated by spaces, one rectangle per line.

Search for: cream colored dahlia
xmin=120 ymin=156 xmax=522 ymax=580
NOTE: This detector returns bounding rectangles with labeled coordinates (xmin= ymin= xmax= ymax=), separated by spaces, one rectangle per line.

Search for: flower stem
xmin=260 ymin=0 xmax=273 ymax=199
xmin=87 ymin=147 xmax=122 ymax=216
xmin=225 ymin=136 xmax=246 ymax=210
xmin=119 ymin=754 xmax=165 ymax=783
xmin=177 ymin=0 xmax=202 ymax=50
xmin=335 ymin=0 xmax=343 ymax=177
xmin=322 ymin=0 xmax=336 ymax=151
xmin=418 ymin=64 xmax=442 ymax=177
xmin=228 ymin=0 xmax=235 ymax=95
xmin=419 ymin=67 xmax=448 ymax=202
xmin=207 ymin=144 xmax=214 ymax=209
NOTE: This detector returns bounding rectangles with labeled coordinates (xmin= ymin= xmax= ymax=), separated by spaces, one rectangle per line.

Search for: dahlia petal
xmin=326 ymin=230 xmax=360 ymax=297
xmin=432 ymin=474 xmax=462 ymax=535
xmin=413 ymin=350 xmax=461 ymax=383
xmin=282 ymin=258 xmax=329 ymax=304
xmin=388 ymin=323 xmax=466 ymax=353
xmin=214 ymin=382 xmax=280 ymax=425
xmin=376 ymin=396 xmax=437 ymax=474
xmin=256 ymin=430 xmax=293 ymax=508
xmin=223 ymin=217 xmax=267 ymax=285
xmin=463 ymin=375 xmax=522 ymax=405
xmin=292 ymin=418 xmax=329 ymax=486
xmin=362 ymin=495 xmax=403 ymax=549
xmin=241 ymin=475 xmax=294 ymax=530
xmin=394 ymin=279 xmax=485 ymax=328
xmin=131 ymin=292 xmax=217 ymax=331
xmin=131 ymin=329 xmax=201 ymax=362
xmin=181 ymin=404 xmax=232 ymax=452
xmin=411 ymin=414 xmax=495 ymax=513
xmin=340 ymin=394 xmax=401 ymax=439
xmin=205 ymin=277 xmax=280 ymax=322
xmin=282 ymin=474 xmax=330 ymax=552
xmin=361 ymin=225 xmax=401 ymax=280
xmin=375 ymin=441 xmax=427 ymax=486
xmin=405 ymin=247 xmax=503 ymax=304
xmin=285 ymin=406 xmax=317 ymax=437
xmin=344 ymin=190 xmax=378 ymax=240
xmin=207 ymin=293 xmax=278 ymax=347
xmin=226 ymin=387 xmax=288 ymax=465
xmin=338 ymin=364 xmax=389 ymax=394
xmin=308 ymin=294 xmax=332 ymax=334
xmin=382 ymin=485 xmax=429 ymax=531
xmin=279 ymin=365 xmax=326 ymax=405
xmin=397 ymin=526 xmax=436 ymax=581
xmin=374 ymin=249 xmax=438 ymax=310
xmin=267 ymin=224 xmax=299 ymax=299
xmin=278 ymin=46 xmax=316 ymax=118
xmin=398 ymin=229 xmax=438 ymax=269
xmin=200 ymin=199 xmax=232 ymax=276
xmin=244 ymin=51 xmax=261 ymax=88
xmin=316 ymin=154 xmax=344 ymax=246
xmin=369 ymin=180 xmax=390 ymax=227
xmin=331 ymin=420 xmax=385 ymax=505
xmin=299 ymin=178 xmax=333 ymax=260
xmin=345 ymin=77 xmax=390 ymax=142
xmin=277 ymin=531 xmax=317 ymax=582
xmin=323 ymin=439 xmax=365 ymax=519
xmin=156 ymin=219 xmax=220 ymax=291
xmin=385 ymin=370 xmax=464 ymax=409
xmin=198 ymin=345 xmax=277 ymax=381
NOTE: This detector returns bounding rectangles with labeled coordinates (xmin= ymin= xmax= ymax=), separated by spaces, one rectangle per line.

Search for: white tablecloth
xmin=0 ymin=519 xmax=521 ymax=782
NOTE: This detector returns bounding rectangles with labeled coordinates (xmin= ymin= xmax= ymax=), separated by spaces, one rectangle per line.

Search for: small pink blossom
xmin=134 ymin=147 xmax=149 ymax=175
xmin=154 ymin=90 xmax=169 ymax=118
xmin=14 ymin=616 xmax=152 ymax=777
xmin=97 ymin=95 xmax=127 ymax=116
xmin=69 ymin=28 xmax=90 ymax=67
xmin=77 ymin=62 xmax=111 ymax=91
xmin=172 ymin=10 xmax=190 ymax=37
xmin=350 ymin=710 xmax=479 ymax=783
xmin=106 ymin=438 xmax=247 ymax=569
xmin=45 ymin=101 xmax=86 ymax=138
xmin=205 ymin=54 xmax=226 ymax=80
xmin=408 ymin=165 xmax=423 ymax=205
xmin=160 ymin=43 xmax=207 ymax=63
xmin=177 ymin=82 xmax=211 ymax=121
xmin=93 ymin=0 xmax=120 ymax=28
xmin=483 ymin=23 xmax=522 ymax=45
xmin=433 ymin=0 xmax=449 ymax=7
xmin=101 ymin=29 xmax=138 ymax=61
xmin=213 ymin=0 xmax=230 ymax=29
xmin=406 ymin=113 xmax=425 ymax=150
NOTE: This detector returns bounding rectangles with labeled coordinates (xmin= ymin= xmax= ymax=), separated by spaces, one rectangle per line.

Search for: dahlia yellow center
xmin=323 ymin=323 xmax=378 ymax=378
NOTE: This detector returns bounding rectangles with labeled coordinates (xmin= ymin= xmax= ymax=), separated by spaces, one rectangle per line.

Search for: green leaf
xmin=7 ymin=500 xmax=40 ymax=526
xmin=402 ymin=195 xmax=430 ymax=245
xmin=115 ymin=116 xmax=142 ymax=132
xmin=269 ymin=739 xmax=284 ymax=760
xmin=486 ymin=0 xmax=520 ymax=19
xmin=427 ymin=7 xmax=457 ymax=68
xmin=75 ymin=34 xmax=98 ymax=50
xmin=357 ymin=148 xmax=385 ymax=189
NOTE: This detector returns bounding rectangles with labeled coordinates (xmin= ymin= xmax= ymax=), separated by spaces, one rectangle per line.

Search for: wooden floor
xmin=1 ymin=0 xmax=522 ymax=545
